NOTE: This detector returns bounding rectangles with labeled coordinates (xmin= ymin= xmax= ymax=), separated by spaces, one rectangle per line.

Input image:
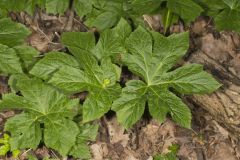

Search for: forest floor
xmin=0 ymin=12 xmax=239 ymax=160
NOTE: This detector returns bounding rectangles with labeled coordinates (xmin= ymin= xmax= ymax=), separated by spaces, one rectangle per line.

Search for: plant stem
xmin=164 ymin=8 xmax=172 ymax=35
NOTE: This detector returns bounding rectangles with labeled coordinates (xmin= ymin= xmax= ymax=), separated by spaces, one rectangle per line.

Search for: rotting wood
xmin=187 ymin=27 xmax=240 ymax=136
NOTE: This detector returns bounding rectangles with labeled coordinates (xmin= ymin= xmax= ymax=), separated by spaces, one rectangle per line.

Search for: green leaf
xmin=155 ymin=64 xmax=222 ymax=94
xmin=13 ymin=45 xmax=39 ymax=71
xmin=154 ymin=144 xmax=179 ymax=160
xmin=123 ymin=26 xmax=153 ymax=83
xmin=0 ymin=18 xmax=30 ymax=47
xmin=0 ymin=134 xmax=10 ymax=145
xmin=93 ymin=18 xmax=131 ymax=60
xmin=38 ymin=32 xmax=124 ymax=122
xmin=112 ymin=80 xmax=147 ymax=129
xmin=123 ymin=28 xmax=189 ymax=83
xmin=0 ymin=44 xmax=23 ymax=74
xmin=61 ymin=32 xmax=95 ymax=61
xmin=78 ymin=124 xmax=99 ymax=141
xmin=167 ymin=0 xmax=203 ymax=23
xmin=130 ymin=0 xmax=162 ymax=15
xmin=25 ymin=0 xmax=46 ymax=15
xmin=69 ymin=124 xmax=98 ymax=159
xmin=30 ymin=52 xmax=80 ymax=80
xmin=5 ymin=113 xmax=42 ymax=150
xmin=91 ymin=11 xmax=121 ymax=31
xmin=8 ymin=74 xmax=30 ymax=93
xmin=0 ymin=0 xmax=45 ymax=15
xmin=151 ymin=31 xmax=189 ymax=78
xmin=0 ymin=93 xmax=35 ymax=112
xmin=148 ymin=88 xmax=192 ymax=128
xmin=44 ymin=118 xmax=79 ymax=155
xmin=198 ymin=0 xmax=226 ymax=17
xmin=113 ymin=28 xmax=220 ymax=128
xmin=214 ymin=9 xmax=240 ymax=32
xmin=82 ymin=84 xmax=121 ymax=122
xmin=222 ymin=0 xmax=240 ymax=9
xmin=0 ymin=134 xmax=11 ymax=156
xmin=0 ymin=144 xmax=10 ymax=156
xmin=45 ymin=0 xmax=69 ymax=14
xmin=147 ymin=86 xmax=169 ymax=123
xmin=12 ymin=149 xmax=20 ymax=158
xmin=0 ymin=78 xmax=80 ymax=155
xmin=200 ymin=0 xmax=240 ymax=32
xmin=74 ymin=0 xmax=93 ymax=16
xmin=0 ymin=0 xmax=27 ymax=13
xmin=83 ymin=1 xmax=124 ymax=31
xmin=61 ymin=19 xmax=131 ymax=61
xmin=47 ymin=65 xmax=87 ymax=93
xmin=35 ymin=32 xmax=122 ymax=122
xmin=48 ymin=55 xmax=121 ymax=122
xmin=69 ymin=140 xmax=91 ymax=159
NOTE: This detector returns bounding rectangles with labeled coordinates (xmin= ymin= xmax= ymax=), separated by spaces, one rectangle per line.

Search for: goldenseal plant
xmin=112 ymin=26 xmax=221 ymax=128
xmin=0 ymin=77 xmax=98 ymax=159
xmin=0 ymin=12 xmax=221 ymax=159
xmin=31 ymin=19 xmax=220 ymax=130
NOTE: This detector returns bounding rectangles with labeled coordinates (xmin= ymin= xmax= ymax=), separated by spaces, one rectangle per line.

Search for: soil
xmin=0 ymin=11 xmax=239 ymax=160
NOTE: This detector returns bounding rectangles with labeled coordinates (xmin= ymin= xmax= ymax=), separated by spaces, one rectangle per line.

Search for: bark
xmin=186 ymin=23 xmax=240 ymax=136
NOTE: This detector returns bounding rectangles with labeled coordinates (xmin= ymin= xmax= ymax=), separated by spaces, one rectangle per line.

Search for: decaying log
xmin=187 ymin=23 xmax=240 ymax=136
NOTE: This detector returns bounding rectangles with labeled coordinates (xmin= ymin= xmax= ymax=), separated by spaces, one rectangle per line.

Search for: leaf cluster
xmin=0 ymin=3 xmax=222 ymax=159
xmin=74 ymin=0 xmax=204 ymax=31
xmin=0 ymin=76 xmax=98 ymax=158
xmin=30 ymin=19 xmax=220 ymax=129
xmin=1 ymin=0 xmax=239 ymax=33
xmin=0 ymin=17 xmax=98 ymax=159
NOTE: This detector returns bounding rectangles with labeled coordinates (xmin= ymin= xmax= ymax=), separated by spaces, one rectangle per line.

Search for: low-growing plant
xmin=1 ymin=0 xmax=239 ymax=33
xmin=74 ymin=0 xmax=162 ymax=30
xmin=0 ymin=2 xmax=224 ymax=159
xmin=0 ymin=133 xmax=20 ymax=158
xmin=154 ymin=144 xmax=179 ymax=160
xmin=30 ymin=19 xmax=132 ymax=123
xmin=74 ymin=0 xmax=204 ymax=32
xmin=0 ymin=76 xmax=98 ymax=159
xmin=30 ymin=19 xmax=220 ymax=129
xmin=112 ymin=25 xmax=220 ymax=128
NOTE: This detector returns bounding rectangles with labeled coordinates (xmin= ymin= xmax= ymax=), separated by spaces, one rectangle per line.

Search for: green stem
xmin=164 ymin=8 xmax=172 ymax=35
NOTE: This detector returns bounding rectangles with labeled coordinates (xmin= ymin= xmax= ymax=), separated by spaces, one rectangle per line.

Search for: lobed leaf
xmin=5 ymin=113 xmax=42 ymax=150
xmin=30 ymin=52 xmax=80 ymax=80
xmin=113 ymin=27 xmax=220 ymax=128
xmin=112 ymin=80 xmax=147 ymax=129
xmin=92 ymin=18 xmax=131 ymax=60
xmin=0 ymin=78 xmax=80 ymax=155
xmin=44 ymin=118 xmax=79 ymax=155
